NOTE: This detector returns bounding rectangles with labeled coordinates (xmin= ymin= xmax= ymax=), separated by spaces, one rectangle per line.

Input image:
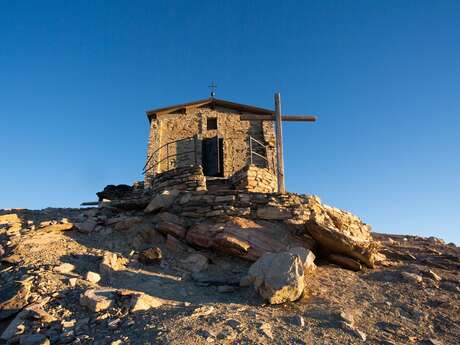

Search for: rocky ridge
xmin=0 ymin=191 xmax=459 ymax=344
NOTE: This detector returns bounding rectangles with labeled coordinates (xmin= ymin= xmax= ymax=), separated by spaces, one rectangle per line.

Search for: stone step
xmin=206 ymin=178 xmax=233 ymax=191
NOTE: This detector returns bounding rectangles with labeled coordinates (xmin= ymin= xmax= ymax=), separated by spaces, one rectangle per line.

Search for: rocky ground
xmin=1 ymin=206 xmax=459 ymax=345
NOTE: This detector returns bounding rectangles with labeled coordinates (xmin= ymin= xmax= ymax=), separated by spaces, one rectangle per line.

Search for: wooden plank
xmin=274 ymin=93 xmax=285 ymax=193
xmin=240 ymin=114 xmax=317 ymax=121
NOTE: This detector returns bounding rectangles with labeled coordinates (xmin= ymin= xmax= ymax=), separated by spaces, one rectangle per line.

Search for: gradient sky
xmin=1 ymin=1 xmax=459 ymax=244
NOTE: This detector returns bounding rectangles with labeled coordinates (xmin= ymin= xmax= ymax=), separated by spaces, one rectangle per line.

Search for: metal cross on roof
xmin=208 ymin=81 xmax=217 ymax=98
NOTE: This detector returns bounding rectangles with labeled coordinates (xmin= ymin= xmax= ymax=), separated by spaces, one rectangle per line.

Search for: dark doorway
xmin=202 ymin=136 xmax=224 ymax=176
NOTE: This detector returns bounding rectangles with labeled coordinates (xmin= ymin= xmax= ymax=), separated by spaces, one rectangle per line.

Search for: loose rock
xmin=138 ymin=247 xmax=163 ymax=265
xmin=79 ymin=289 xmax=114 ymax=312
xmin=244 ymin=249 xmax=306 ymax=304
xmin=85 ymin=271 xmax=101 ymax=284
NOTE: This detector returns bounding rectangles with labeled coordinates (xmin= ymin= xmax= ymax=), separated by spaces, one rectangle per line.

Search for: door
xmin=202 ymin=136 xmax=223 ymax=176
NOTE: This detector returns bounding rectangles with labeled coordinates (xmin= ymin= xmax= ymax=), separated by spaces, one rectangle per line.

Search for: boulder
xmin=244 ymin=250 xmax=307 ymax=304
xmin=304 ymin=196 xmax=379 ymax=268
xmin=138 ymin=247 xmax=162 ymax=265
xmin=181 ymin=253 xmax=209 ymax=273
xmin=186 ymin=217 xmax=314 ymax=262
xmin=79 ymin=289 xmax=114 ymax=312
xmin=144 ymin=189 xmax=180 ymax=213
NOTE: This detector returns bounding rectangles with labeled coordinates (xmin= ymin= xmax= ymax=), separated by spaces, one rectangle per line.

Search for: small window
xmin=207 ymin=117 xmax=217 ymax=130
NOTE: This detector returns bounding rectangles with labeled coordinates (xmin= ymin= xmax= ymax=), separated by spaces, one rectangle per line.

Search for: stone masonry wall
xmin=169 ymin=190 xmax=313 ymax=227
xmin=149 ymin=166 xmax=206 ymax=194
xmin=145 ymin=106 xmax=276 ymax=184
xmin=231 ymin=165 xmax=278 ymax=193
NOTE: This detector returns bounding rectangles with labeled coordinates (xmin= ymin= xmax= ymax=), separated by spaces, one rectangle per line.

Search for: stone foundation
xmin=170 ymin=190 xmax=312 ymax=226
xmin=147 ymin=166 xmax=207 ymax=194
xmin=231 ymin=165 xmax=277 ymax=193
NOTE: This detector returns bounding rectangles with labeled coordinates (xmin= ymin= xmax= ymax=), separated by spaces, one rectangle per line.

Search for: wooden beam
xmin=274 ymin=92 xmax=285 ymax=194
xmin=240 ymin=114 xmax=317 ymax=122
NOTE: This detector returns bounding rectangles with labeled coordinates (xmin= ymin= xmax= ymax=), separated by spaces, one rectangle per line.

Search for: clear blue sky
xmin=1 ymin=1 xmax=459 ymax=244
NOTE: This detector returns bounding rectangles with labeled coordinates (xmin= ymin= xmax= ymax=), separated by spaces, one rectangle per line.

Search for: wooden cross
xmin=241 ymin=93 xmax=317 ymax=193
xmin=208 ymin=81 xmax=217 ymax=98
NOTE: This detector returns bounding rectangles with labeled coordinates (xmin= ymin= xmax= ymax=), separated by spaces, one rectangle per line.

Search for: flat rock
xmin=328 ymin=253 xmax=363 ymax=271
xmin=53 ymin=263 xmax=76 ymax=275
xmin=40 ymin=223 xmax=75 ymax=232
xmin=157 ymin=221 xmax=187 ymax=239
xmin=129 ymin=292 xmax=168 ymax=312
xmin=79 ymin=289 xmax=114 ymax=312
xmin=256 ymin=206 xmax=291 ymax=220
xmin=186 ymin=216 xmax=314 ymax=262
xmin=401 ymin=271 xmax=423 ymax=284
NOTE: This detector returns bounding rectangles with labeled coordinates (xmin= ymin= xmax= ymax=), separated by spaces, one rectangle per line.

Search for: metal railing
xmin=248 ymin=136 xmax=273 ymax=171
xmin=143 ymin=136 xmax=198 ymax=175
xmin=143 ymin=135 xmax=273 ymax=177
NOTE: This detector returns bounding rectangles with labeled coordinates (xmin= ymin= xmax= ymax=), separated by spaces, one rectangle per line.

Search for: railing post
xmin=249 ymin=137 xmax=253 ymax=165
xmin=265 ymin=145 xmax=269 ymax=169
xmin=194 ymin=136 xmax=198 ymax=166
xmin=166 ymin=144 xmax=169 ymax=170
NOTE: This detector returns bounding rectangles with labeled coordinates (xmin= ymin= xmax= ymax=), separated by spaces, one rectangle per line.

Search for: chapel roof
xmin=146 ymin=97 xmax=274 ymax=120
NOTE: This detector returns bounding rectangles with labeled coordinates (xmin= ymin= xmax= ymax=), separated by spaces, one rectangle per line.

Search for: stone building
xmin=143 ymin=98 xmax=279 ymax=193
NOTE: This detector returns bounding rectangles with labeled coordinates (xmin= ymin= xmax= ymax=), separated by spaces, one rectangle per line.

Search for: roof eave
xmin=145 ymin=97 xmax=274 ymax=120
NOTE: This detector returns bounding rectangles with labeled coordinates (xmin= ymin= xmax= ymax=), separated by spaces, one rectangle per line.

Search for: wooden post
xmin=274 ymin=92 xmax=285 ymax=193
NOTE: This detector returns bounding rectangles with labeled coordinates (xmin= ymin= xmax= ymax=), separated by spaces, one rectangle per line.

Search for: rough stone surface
xmin=288 ymin=247 xmax=316 ymax=273
xmin=245 ymin=250 xmax=306 ymax=304
xmin=79 ymin=289 xmax=114 ymax=312
xmin=138 ymin=247 xmax=163 ymax=265
xmin=99 ymin=252 xmax=127 ymax=276
xmin=181 ymin=253 xmax=209 ymax=273
xmin=75 ymin=219 xmax=97 ymax=233
xmin=144 ymin=106 xmax=276 ymax=187
xmin=328 ymin=254 xmax=363 ymax=271
xmin=305 ymin=196 xmax=379 ymax=268
xmin=53 ymin=263 xmax=76 ymax=274
xmin=186 ymin=216 xmax=314 ymax=262
xmin=144 ymin=189 xmax=180 ymax=213
xmin=85 ymin=271 xmax=101 ymax=284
